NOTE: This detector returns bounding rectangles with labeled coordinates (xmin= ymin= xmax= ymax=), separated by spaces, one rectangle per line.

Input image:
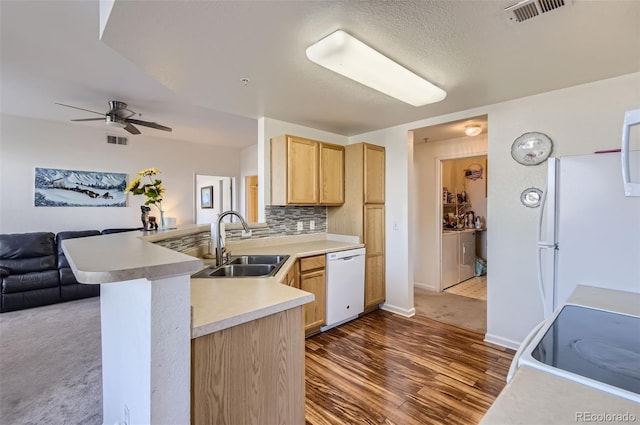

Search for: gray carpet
xmin=414 ymin=287 xmax=487 ymax=334
xmin=0 ymin=298 xmax=102 ymax=425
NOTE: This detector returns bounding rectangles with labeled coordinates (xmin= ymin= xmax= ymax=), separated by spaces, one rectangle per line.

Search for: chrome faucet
xmin=215 ymin=210 xmax=251 ymax=266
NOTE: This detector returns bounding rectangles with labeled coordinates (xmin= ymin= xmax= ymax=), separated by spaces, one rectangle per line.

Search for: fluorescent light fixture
xmin=306 ymin=30 xmax=446 ymax=107
xmin=465 ymin=125 xmax=482 ymax=137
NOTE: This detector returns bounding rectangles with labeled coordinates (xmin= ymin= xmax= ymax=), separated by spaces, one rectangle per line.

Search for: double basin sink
xmin=192 ymin=255 xmax=289 ymax=279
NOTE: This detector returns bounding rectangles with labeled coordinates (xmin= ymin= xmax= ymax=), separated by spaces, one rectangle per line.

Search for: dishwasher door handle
xmin=339 ymin=256 xmax=357 ymax=261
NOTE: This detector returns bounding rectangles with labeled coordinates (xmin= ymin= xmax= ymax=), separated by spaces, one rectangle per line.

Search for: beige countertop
xmin=481 ymin=365 xmax=640 ymax=425
xmin=443 ymin=228 xmax=480 ymax=234
xmin=191 ymin=234 xmax=364 ymax=338
xmin=63 ymin=225 xmax=363 ymax=340
xmin=61 ymin=226 xmax=205 ymax=284
xmin=480 ymin=286 xmax=640 ymax=425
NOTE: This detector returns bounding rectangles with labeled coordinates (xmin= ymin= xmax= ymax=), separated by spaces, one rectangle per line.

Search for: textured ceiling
xmin=1 ymin=0 xmax=638 ymax=146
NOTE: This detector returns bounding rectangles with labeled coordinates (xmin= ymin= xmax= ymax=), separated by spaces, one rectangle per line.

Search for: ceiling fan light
xmin=106 ymin=114 xmax=127 ymax=129
xmin=306 ymin=30 xmax=446 ymax=107
xmin=465 ymin=125 xmax=482 ymax=137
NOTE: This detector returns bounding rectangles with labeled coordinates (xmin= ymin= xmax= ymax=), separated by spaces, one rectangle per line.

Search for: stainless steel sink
xmin=228 ymin=255 xmax=288 ymax=265
xmin=192 ymin=255 xmax=289 ymax=278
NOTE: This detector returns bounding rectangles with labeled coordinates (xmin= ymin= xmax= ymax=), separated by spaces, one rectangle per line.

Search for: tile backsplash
xmin=153 ymin=231 xmax=211 ymax=253
xmin=225 ymin=205 xmax=327 ymax=241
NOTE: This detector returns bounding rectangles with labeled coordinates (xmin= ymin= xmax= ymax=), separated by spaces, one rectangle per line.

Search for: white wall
xmin=414 ymin=136 xmax=487 ymax=290
xmin=257 ymin=117 xmax=349 ymax=221
xmin=195 ymin=175 xmax=233 ymax=225
xmin=350 ymin=72 xmax=640 ymax=348
xmin=0 ymin=115 xmax=242 ymax=233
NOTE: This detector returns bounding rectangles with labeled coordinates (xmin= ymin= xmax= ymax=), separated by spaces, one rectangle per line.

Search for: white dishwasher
xmin=321 ymin=247 xmax=366 ymax=332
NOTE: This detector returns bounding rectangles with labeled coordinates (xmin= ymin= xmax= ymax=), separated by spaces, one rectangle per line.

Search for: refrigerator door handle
xmin=622 ymin=108 xmax=640 ymax=197
xmin=536 ymin=187 xmax=552 ymax=316
xmin=536 ymin=186 xmax=548 ymax=245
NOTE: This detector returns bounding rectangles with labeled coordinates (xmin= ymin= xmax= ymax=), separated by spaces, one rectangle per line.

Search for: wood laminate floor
xmin=305 ymin=310 xmax=514 ymax=425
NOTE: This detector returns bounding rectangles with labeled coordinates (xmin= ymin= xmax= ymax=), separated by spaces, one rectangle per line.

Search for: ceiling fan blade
xmin=124 ymin=123 xmax=141 ymax=135
xmin=55 ymin=102 xmax=104 ymax=116
xmin=128 ymin=119 xmax=172 ymax=132
xmin=71 ymin=118 xmax=105 ymax=122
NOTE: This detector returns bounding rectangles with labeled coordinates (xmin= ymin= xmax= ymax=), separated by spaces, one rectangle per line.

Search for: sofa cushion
xmin=2 ymin=270 xmax=60 ymax=293
xmin=61 ymin=281 xmax=99 ymax=302
xmin=59 ymin=267 xmax=80 ymax=286
xmin=2 ymin=287 xmax=62 ymax=312
xmin=56 ymin=230 xmax=101 ymax=268
xmin=0 ymin=232 xmax=56 ymax=274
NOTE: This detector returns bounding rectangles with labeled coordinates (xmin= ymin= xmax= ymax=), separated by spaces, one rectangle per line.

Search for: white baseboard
xmin=380 ymin=303 xmax=416 ymax=317
xmin=413 ymin=281 xmax=438 ymax=291
xmin=484 ymin=333 xmax=520 ymax=350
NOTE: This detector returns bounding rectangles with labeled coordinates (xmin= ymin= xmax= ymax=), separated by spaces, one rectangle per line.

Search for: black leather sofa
xmin=0 ymin=228 xmax=141 ymax=313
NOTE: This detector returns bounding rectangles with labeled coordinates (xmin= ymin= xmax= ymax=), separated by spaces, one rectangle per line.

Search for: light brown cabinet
xmin=364 ymin=203 xmax=385 ymax=307
xmin=271 ymin=134 xmax=344 ymax=206
xmin=364 ymin=144 xmax=385 ymax=203
xmin=283 ymin=261 xmax=299 ymax=288
xmin=328 ymin=142 xmax=386 ymax=311
xmin=319 ymin=142 xmax=345 ymax=204
xmin=299 ymin=255 xmax=326 ymax=334
xmin=191 ymin=307 xmax=305 ymax=425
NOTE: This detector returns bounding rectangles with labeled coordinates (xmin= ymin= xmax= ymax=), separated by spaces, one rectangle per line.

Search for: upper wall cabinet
xmin=364 ymin=144 xmax=385 ymax=203
xmin=271 ymin=135 xmax=344 ymax=206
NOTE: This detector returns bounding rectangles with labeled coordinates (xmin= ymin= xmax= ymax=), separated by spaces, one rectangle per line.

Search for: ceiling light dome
xmin=306 ymin=30 xmax=447 ymax=107
xmin=465 ymin=125 xmax=482 ymax=137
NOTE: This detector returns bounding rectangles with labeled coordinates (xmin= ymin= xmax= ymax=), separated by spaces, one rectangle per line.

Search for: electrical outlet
xmin=241 ymin=230 xmax=252 ymax=237
xmin=310 ymin=220 xmax=315 ymax=230
xmin=297 ymin=221 xmax=303 ymax=231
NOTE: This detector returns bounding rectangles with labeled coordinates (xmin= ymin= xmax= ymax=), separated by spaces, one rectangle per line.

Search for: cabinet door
xmin=319 ymin=143 xmax=344 ymax=205
xmin=441 ymin=233 xmax=459 ymax=290
xmin=287 ymin=137 xmax=318 ymax=204
xmin=284 ymin=261 xmax=299 ymax=288
xmin=364 ymin=144 xmax=385 ymax=204
xmin=300 ymin=269 xmax=326 ymax=330
xmin=364 ymin=204 xmax=385 ymax=308
xmin=364 ymin=204 xmax=385 ymax=255
xmin=365 ymin=255 xmax=385 ymax=308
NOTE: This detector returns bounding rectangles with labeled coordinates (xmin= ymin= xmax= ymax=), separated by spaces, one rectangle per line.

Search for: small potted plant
xmin=125 ymin=168 xmax=166 ymax=229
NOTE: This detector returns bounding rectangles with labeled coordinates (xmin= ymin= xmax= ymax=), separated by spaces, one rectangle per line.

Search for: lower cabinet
xmin=191 ymin=306 xmax=305 ymax=425
xmin=298 ymin=255 xmax=326 ymax=334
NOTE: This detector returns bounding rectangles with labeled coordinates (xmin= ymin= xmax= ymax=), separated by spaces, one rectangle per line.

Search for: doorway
xmin=441 ymin=155 xmax=487 ymax=301
xmin=411 ymin=115 xmax=488 ymax=334
xmin=194 ymin=174 xmax=235 ymax=225
xmin=244 ymin=175 xmax=258 ymax=222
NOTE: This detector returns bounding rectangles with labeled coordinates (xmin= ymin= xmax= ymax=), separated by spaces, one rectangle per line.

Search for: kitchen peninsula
xmin=62 ymin=224 xmax=363 ymax=425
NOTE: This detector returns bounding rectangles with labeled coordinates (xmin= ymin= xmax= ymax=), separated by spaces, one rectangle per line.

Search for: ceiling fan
xmin=55 ymin=100 xmax=172 ymax=135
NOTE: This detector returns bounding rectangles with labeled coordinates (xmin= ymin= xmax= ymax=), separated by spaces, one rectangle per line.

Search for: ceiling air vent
xmin=504 ymin=0 xmax=570 ymax=23
xmin=106 ymin=135 xmax=128 ymax=145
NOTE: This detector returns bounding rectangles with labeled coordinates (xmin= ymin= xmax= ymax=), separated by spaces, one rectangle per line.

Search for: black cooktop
xmin=531 ymin=305 xmax=640 ymax=395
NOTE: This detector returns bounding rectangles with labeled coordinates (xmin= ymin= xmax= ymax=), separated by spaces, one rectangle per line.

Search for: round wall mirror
xmin=520 ymin=187 xmax=543 ymax=208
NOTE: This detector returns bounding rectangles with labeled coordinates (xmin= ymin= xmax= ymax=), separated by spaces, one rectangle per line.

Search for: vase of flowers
xmin=125 ymin=168 xmax=166 ymax=229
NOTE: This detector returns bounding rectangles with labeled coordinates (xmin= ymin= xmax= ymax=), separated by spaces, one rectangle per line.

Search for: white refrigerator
xmin=537 ymin=149 xmax=640 ymax=318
